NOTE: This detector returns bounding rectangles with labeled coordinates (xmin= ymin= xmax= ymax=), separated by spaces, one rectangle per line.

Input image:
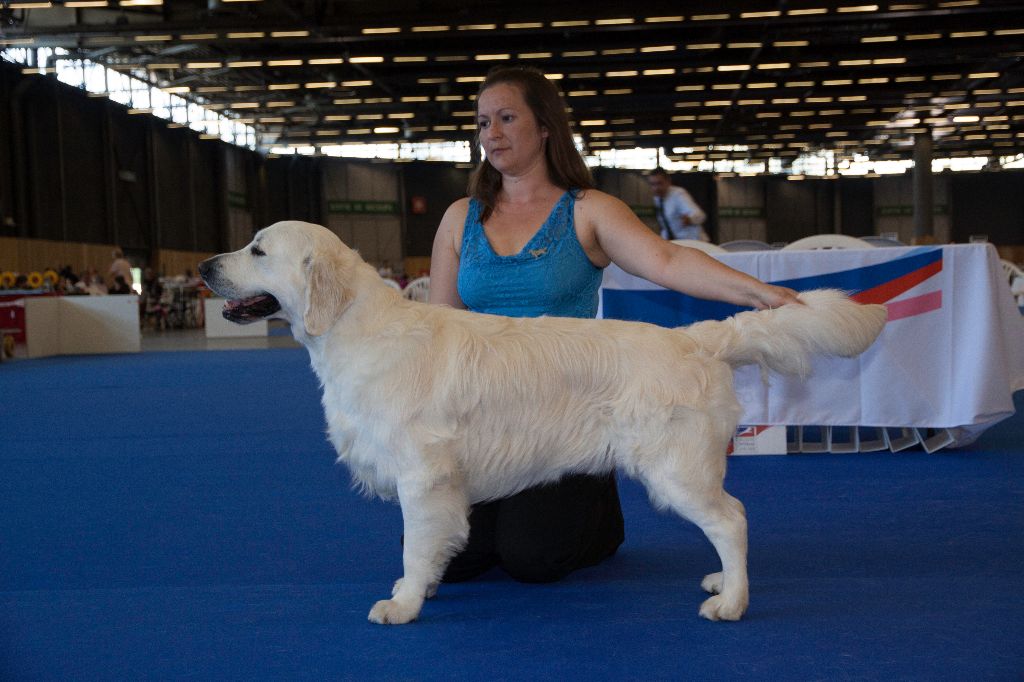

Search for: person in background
xmin=109 ymin=275 xmax=132 ymax=295
xmin=141 ymin=267 xmax=162 ymax=301
xmin=429 ymin=65 xmax=800 ymax=585
xmin=76 ymin=269 xmax=107 ymax=296
xmin=646 ymin=167 xmax=709 ymax=242
xmin=108 ymin=248 xmax=133 ymax=290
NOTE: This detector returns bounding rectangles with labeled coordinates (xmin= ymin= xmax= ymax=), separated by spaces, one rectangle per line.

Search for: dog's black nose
xmin=198 ymin=258 xmax=215 ymax=285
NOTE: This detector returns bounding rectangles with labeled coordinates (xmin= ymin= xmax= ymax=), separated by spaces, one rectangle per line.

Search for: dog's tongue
xmin=225 ymin=295 xmax=270 ymax=309
xmin=221 ymin=293 xmax=281 ymax=323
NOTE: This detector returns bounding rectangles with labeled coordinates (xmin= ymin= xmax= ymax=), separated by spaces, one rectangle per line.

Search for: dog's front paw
xmin=698 ymin=594 xmax=747 ymax=622
xmin=392 ymin=577 xmax=438 ymax=599
xmin=368 ymin=598 xmax=420 ymax=625
xmin=701 ymin=572 xmax=724 ymax=595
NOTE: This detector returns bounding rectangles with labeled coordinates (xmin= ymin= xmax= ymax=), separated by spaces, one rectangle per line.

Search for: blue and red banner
xmin=601 ymin=247 xmax=944 ymax=327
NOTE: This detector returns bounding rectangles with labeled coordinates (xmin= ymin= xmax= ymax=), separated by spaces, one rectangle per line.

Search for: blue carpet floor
xmin=2 ymin=349 xmax=1022 ymax=681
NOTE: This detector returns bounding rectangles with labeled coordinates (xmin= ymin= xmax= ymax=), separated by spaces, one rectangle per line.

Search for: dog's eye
xmin=251 ymin=245 xmax=266 ymax=257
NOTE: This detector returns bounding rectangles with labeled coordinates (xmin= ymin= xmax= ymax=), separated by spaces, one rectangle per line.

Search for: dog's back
xmin=411 ymin=289 xmax=886 ymax=502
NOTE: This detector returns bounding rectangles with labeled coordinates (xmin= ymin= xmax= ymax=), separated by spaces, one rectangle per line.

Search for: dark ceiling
xmin=3 ymin=0 xmax=1023 ymax=167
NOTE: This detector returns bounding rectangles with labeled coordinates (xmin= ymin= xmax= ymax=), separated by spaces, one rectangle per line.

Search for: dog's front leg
xmin=368 ymin=478 xmax=469 ymax=625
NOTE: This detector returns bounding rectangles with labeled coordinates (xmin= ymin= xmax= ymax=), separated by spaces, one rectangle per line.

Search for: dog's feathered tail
xmin=684 ymin=289 xmax=887 ymax=377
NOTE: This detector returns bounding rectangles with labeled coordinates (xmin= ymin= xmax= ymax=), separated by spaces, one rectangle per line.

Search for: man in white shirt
xmin=108 ymin=248 xmax=133 ymax=289
xmin=645 ymin=168 xmax=709 ymax=242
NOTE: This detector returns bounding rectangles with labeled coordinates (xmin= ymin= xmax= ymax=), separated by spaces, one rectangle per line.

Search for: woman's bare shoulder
xmin=575 ymin=189 xmax=635 ymax=223
xmin=443 ymin=196 xmax=471 ymax=217
xmin=438 ymin=197 xmax=472 ymax=254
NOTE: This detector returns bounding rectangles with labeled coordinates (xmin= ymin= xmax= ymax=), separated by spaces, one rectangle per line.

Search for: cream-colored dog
xmin=199 ymin=220 xmax=887 ymax=625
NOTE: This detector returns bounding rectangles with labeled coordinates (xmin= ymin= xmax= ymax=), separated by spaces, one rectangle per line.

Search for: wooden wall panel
xmin=0 ymin=237 xmax=214 ymax=284
xmin=0 ymin=236 xmax=117 ymax=274
xmin=154 ymin=248 xmax=216 ymax=279
xmin=403 ymin=256 xmax=431 ymax=279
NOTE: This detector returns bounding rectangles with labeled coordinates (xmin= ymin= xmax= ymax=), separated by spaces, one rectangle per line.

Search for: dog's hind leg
xmin=368 ymin=475 xmax=470 ymax=625
xmin=690 ymin=491 xmax=748 ymax=621
xmin=639 ymin=436 xmax=749 ymax=621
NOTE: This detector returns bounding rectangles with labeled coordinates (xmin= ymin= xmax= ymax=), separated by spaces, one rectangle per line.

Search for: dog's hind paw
xmin=698 ymin=594 xmax=747 ymax=622
xmin=701 ymin=572 xmax=724 ymax=595
xmin=368 ymin=598 xmax=420 ymax=625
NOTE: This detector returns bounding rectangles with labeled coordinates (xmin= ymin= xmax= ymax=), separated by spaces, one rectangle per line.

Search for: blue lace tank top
xmin=457 ymin=190 xmax=603 ymax=319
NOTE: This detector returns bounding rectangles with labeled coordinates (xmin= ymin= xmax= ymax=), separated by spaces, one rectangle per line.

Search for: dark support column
xmin=833 ymin=179 xmax=842 ymax=234
xmin=54 ymin=79 xmax=68 ymax=242
xmin=912 ymin=132 xmax=933 ymax=240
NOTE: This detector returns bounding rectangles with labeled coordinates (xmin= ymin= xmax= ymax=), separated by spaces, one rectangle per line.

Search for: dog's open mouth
xmin=222 ymin=294 xmax=281 ymax=323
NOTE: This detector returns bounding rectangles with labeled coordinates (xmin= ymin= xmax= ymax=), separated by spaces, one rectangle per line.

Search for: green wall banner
xmin=630 ymin=205 xmax=656 ymax=217
xmin=328 ymin=200 xmax=399 ymax=215
xmin=227 ymin=191 xmax=247 ymax=209
xmin=718 ymin=207 xmax=765 ymax=218
xmin=876 ymin=205 xmax=948 ymax=217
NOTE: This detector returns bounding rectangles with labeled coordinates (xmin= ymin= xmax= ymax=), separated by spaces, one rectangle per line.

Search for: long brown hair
xmin=468 ymin=66 xmax=594 ymax=221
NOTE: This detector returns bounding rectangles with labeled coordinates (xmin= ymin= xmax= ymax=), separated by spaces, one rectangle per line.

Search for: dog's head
xmin=199 ymin=220 xmax=361 ymax=337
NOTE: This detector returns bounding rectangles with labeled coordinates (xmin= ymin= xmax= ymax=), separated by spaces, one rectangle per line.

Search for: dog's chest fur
xmin=309 ymin=346 xmax=410 ymax=500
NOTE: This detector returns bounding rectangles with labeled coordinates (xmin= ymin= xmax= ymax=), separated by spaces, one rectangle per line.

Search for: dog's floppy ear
xmin=303 ymin=247 xmax=353 ymax=337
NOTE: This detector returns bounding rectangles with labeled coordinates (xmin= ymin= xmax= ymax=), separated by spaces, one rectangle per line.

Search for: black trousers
xmin=442 ymin=472 xmax=625 ymax=584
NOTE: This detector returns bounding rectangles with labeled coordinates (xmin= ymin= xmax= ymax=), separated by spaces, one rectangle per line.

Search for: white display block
xmin=24 ymin=295 xmax=141 ymax=358
xmin=730 ymin=425 xmax=788 ymax=456
xmin=204 ymin=298 xmax=268 ymax=337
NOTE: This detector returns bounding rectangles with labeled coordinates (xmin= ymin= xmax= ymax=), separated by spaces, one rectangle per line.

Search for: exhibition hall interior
xmin=1 ymin=1 xmax=1022 ymax=679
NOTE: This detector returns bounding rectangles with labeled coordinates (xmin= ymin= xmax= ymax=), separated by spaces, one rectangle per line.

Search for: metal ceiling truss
xmin=3 ymin=0 xmax=1023 ymax=165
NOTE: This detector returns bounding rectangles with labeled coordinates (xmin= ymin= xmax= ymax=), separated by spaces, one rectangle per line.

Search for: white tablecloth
xmin=600 ymin=244 xmax=1024 ymax=432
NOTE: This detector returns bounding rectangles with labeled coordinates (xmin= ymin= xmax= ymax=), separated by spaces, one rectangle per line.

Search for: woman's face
xmin=476 ymin=82 xmax=548 ymax=176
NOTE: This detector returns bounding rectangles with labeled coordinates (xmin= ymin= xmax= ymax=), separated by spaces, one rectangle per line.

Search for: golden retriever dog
xmin=199 ymin=220 xmax=887 ymax=625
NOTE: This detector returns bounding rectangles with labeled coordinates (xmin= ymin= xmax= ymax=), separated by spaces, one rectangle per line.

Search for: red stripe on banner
xmin=852 ymin=259 xmax=943 ymax=305
xmin=885 ymin=290 xmax=943 ymax=321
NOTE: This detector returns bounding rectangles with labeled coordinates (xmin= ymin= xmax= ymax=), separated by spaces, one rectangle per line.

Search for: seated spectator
xmin=140 ymin=268 xmax=168 ymax=330
xmin=60 ymin=272 xmax=81 ymax=294
xmin=109 ymin=275 xmax=132 ymax=295
xmin=141 ymin=268 xmax=162 ymax=300
xmin=76 ymin=271 xmax=107 ymax=296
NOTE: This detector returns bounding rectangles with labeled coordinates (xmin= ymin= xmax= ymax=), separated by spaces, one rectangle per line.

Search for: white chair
xmin=1001 ymin=259 xmax=1022 ymax=283
xmin=719 ymin=239 xmax=773 ymax=252
xmin=999 ymin=260 xmax=1024 ymax=309
xmin=671 ymin=239 xmax=728 ymax=254
xmin=403 ymin=276 xmax=430 ymax=303
xmin=782 ymin=235 xmax=876 ymax=251
xmin=381 ymin=278 xmax=402 ymax=291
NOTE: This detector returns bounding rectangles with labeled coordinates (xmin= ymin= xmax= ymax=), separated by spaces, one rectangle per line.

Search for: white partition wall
xmin=23 ymin=297 xmax=61 ymax=358
xmin=24 ymin=296 xmax=141 ymax=358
